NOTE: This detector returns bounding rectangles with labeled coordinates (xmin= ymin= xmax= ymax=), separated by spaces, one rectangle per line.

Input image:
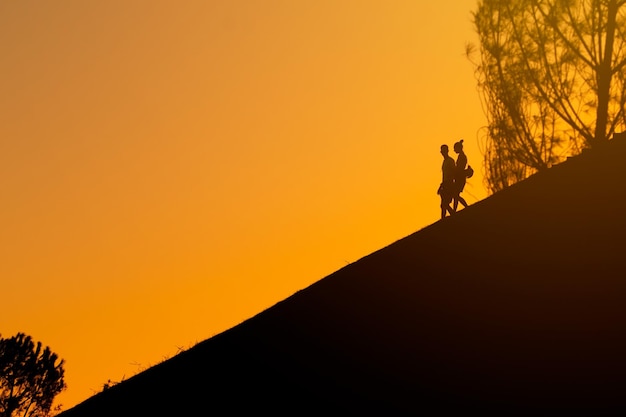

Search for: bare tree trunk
xmin=594 ymin=0 xmax=618 ymax=145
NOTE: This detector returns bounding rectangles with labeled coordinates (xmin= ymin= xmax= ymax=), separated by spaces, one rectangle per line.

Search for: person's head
xmin=454 ymin=139 xmax=464 ymax=153
xmin=440 ymin=144 xmax=449 ymax=156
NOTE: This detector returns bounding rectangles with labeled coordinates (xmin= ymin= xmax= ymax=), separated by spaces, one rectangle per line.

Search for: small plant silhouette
xmin=0 ymin=333 xmax=66 ymax=417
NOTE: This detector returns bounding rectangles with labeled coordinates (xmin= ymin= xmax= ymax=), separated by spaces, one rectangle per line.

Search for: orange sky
xmin=0 ymin=1 xmax=487 ymax=411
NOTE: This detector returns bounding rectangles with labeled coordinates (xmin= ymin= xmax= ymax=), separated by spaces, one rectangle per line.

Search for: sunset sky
xmin=1 ymin=1 xmax=488 ymax=410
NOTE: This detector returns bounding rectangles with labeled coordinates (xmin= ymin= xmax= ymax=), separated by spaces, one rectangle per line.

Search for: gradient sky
xmin=1 ymin=1 xmax=487 ymax=411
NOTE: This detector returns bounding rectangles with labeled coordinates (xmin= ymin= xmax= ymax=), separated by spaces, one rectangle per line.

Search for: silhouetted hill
xmin=59 ymin=138 xmax=626 ymax=416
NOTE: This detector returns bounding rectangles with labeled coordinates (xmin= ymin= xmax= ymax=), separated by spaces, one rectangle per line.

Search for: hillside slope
xmin=59 ymin=138 xmax=626 ymax=416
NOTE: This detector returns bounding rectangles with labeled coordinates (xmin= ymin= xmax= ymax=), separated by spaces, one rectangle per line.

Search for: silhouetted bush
xmin=0 ymin=333 xmax=66 ymax=417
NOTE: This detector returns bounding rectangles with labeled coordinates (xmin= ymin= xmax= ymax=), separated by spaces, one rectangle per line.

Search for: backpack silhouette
xmin=465 ymin=165 xmax=474 ymax=178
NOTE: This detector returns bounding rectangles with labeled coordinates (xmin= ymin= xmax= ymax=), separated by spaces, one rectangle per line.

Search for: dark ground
xmin=59 ymin=138 xmax=626 ymax=416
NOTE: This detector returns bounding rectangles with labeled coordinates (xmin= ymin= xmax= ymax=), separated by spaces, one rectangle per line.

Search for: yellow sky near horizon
xmin=1 ymin=1 xmax=487 ymax=411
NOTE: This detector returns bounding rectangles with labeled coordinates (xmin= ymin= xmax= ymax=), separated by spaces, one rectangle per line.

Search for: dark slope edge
xmin=60 ymin=138 xmax=626 ymax=416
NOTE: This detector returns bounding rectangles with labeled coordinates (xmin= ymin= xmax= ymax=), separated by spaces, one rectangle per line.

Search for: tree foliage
xmin=468 ymin=0 xmax=626 ymax=192
xmin=0 ymin=333 xmax=66 ymax=417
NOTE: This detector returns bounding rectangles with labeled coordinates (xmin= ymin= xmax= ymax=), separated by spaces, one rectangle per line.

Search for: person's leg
xmin=441 ymin=196 xmax=453 ymax=218
xmin=441 ymin=198 xmax=449 ymax=218
xmin=455 ymin=181 xmax=467 ymax=209
xmin=443 ymin=193 xmax=456 ymax=216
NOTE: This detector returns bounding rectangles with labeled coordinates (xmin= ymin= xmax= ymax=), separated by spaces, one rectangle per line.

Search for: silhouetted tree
xmin=467 ymin=0 xmax=626 ymax=192
xmin=0 ymin=333 xmax=66 ymax=417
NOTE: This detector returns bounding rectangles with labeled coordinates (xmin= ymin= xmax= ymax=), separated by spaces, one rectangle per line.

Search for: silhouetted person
xmin=438 ymin=144 xmax=456 ymax=219
xmin=453 ymin=139 xmax=469 ymax=211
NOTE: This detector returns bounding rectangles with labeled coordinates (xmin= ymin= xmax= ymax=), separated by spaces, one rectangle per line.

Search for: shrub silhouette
xmin=0 ymin=333 xmax=66 ymax=417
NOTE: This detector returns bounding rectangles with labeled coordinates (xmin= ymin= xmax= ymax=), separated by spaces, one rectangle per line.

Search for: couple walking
xmin=438 ymin=139 xmax=471 ymax=219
